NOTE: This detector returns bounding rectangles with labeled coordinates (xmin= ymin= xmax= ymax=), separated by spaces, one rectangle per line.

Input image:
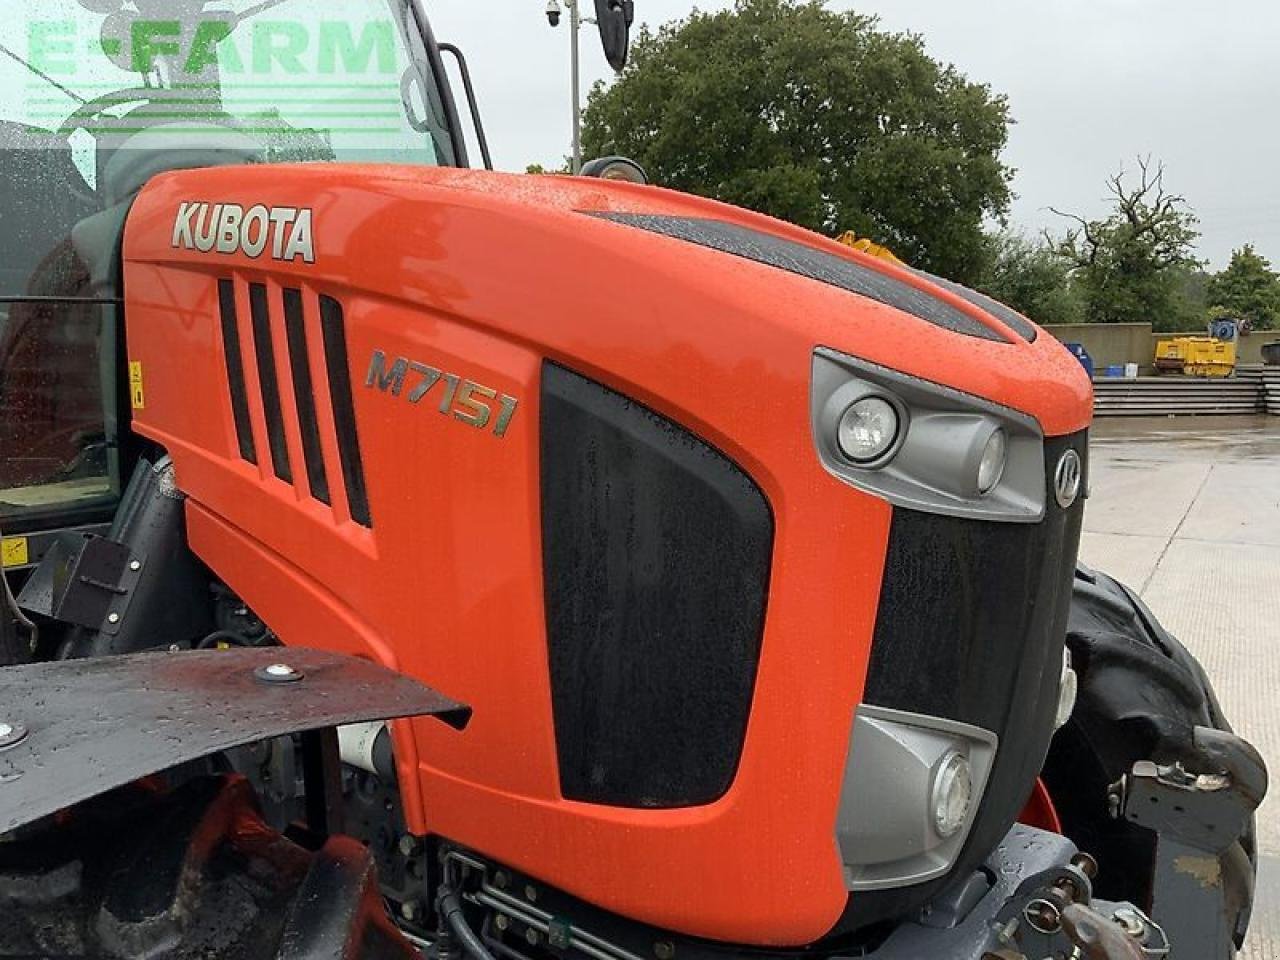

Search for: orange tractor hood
xmin=396 ymin=167 xmax=1094 ymax=437
xmin=122 ymin=163 xmax=1092 ymax=947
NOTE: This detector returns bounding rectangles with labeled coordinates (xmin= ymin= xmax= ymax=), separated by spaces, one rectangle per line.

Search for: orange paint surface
xmin=123 ymin=166 xmax=1092 ymax=946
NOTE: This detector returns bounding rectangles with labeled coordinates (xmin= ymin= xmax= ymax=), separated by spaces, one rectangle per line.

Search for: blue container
xmin=1104 ymin=364 xmax=1125 ymax=378
xmin=1064 ymin=342 xmax=1094 ymax=379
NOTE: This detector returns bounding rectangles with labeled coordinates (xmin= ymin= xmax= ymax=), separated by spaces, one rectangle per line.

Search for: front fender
xmin=0 ymin=647 xmax=469 ymax=834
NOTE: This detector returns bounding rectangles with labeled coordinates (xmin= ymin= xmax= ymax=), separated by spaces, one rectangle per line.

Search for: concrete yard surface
xmin=1081 ymin=415 xmax=1280 ymax=958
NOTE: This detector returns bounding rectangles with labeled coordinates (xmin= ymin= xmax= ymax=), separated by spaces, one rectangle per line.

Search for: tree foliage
xmin=1052 ymin=158 xmax=1201 ymax=327
xmin=977 ymin=232 xmax=1083 ymax=326
xmin=1206 ymin=245 xmax=1280 ymax=331
xmin=1161 ymin=266 xmax=1215 ymax=333
xmin=581 ymin=0 xmax=1013 ymax=283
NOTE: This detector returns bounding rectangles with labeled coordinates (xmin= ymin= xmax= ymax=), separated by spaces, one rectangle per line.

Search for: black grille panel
xmin=216 ymin=280 xmax=370 ymax=527
xmin=911 ymin=269 xmax=1039 ymax=343
xmin=846 ymin=431 xmax=1087 ymax=928
xmin=590 ymin=213 xmax=1011 ymax=343
xmin=540 ymin=363 xmax=773 ymax=808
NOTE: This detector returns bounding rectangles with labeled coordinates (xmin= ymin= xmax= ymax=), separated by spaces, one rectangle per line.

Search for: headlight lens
xmin=1055 ymin=649 xmax=1079 ymax=730
xmin=976 ymin=428 xmax=1008 ymax=495
xmin=837 ymin=396 xmax=900 ymax=464
xmin=931 ymin=751 xmax=973 ymax=838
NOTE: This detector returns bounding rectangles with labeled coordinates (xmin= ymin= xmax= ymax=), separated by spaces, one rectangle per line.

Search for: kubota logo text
xmin=172 ymin=202 xmax=316 ymax=264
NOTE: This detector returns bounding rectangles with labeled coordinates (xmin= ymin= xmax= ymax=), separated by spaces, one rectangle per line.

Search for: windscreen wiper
xmin=0 ymin=42 xmax=86 ymax=105
xmin=236 ymin=0 xmax=296 ymax=21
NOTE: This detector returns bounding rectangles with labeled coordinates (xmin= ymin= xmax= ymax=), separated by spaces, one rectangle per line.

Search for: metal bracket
xmin=1118 ymin=727 xmax=1268 ymax=959
xmin=1123 ymin=759 xmax=1237 ymax=852
xmin=16 ymin=532 xmax=143 ymax=635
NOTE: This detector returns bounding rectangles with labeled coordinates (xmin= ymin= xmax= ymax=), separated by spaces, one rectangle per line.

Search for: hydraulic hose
xmin=437 ymin=887 xmax=499 ymax=960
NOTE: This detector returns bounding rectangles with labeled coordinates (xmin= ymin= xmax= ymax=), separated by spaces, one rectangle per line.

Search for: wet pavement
xmin=1082 ymin=415 xmax=1280 ymax=958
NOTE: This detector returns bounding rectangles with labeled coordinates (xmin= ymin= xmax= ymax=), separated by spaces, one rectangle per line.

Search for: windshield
xmin=0 ymin=0 xmax=459 ymax=527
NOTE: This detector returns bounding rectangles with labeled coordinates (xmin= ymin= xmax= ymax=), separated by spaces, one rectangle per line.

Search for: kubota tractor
xmin=0 ymin=3 xmax=1267 ymax=959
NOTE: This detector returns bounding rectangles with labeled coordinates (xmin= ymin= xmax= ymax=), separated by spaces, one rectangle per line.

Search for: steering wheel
xmin=57 ymin=89 xmax=162 ymax=140
xmin=53 ymin=90 xmax=163 ymax=205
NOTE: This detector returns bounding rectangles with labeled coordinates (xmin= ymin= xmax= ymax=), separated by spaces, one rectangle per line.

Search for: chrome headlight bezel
xmin=812 ymin=348 xmax=1047 ymax=523
xmin=836 ymin=705 xmax=998 ymax=891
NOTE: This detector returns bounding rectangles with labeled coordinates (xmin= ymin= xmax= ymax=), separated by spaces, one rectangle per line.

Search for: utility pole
xmin=546 ymin=0 xmax=589 ymax=174
xmin=569 ymin=0 xmax=582 ymax=174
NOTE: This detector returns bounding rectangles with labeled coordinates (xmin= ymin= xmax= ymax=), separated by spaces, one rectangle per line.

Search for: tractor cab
xmin=0 ymin=0 xmax=469 ymax=553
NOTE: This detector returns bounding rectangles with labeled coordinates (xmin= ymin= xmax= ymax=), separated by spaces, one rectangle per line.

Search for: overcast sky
xmin=427 ymin=2 xmax=1280 ymax=270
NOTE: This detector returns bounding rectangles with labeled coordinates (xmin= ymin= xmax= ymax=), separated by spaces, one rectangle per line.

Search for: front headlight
xmin=977 ymin=428 xmax=1008 ymax=495
xmin=931 ymin=751 xmax=973 ymax=838
xmin=1055 ymin=648 xmax=1079 ymax=730
xmin=835 ymin=706 xmax=997 ymax=891
xmin=837 ymin=396 xmax=902 ymax=465
xmin=811 ymin=349 xmax=1047 ymax=523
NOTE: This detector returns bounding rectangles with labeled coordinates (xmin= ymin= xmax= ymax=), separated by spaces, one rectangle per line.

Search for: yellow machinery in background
xmin=1154 ymin=336 xmax=1238 ymax=378
xmin=835 ymin=231 xmax=904 ymax=265
xmin=834 ymin=230 xmax=1243 ymax=380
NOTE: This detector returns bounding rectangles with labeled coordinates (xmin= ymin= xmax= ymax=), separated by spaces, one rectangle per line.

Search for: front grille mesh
xmin=843 ymin=431 xmax=1088 ymax=928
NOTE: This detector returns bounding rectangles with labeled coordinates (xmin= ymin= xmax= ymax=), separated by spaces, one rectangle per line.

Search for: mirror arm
xmin=438 ymin=44 xmax=494 ymax=172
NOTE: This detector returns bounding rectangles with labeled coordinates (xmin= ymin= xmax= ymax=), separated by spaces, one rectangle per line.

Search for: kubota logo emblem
xmin=1054 ymin=449 xmax=1082 ymax=509
xmin=171 ymin=202 xmax=316 ymax=264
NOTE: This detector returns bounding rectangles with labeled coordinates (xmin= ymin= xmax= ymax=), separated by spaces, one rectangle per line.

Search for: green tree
xmin=978 ymin=231 xmax=1084 ymax=326
xmin=1163 ymin=266 xmax=1214 ymax=332
xmin=526 ymin=161 xmax=572 ymax=175
xmin=1206 ymin=245 xmax=1280 ymax=331
xmin=1052 ymin=158 xmax=1201 ymax=328
xmin=581 ymin=0 xmax=1014 ymax=284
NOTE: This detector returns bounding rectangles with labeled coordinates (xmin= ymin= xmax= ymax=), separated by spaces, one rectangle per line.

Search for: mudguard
xmin=1045 ymin=564 xmax=1267 ymax=957
xmin=0 ymin=647 xmax=470 ymax=834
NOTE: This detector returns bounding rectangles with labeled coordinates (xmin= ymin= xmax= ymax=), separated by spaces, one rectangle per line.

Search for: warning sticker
xmin=1 ymin=537 xmax=29 ymax=568
xmin=129 ymin=361 xmax=146 ymax=410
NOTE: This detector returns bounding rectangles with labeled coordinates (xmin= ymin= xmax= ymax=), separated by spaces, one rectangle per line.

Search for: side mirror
xmin=580 ymin=156 xmax=648 ymax=185
xmin=595 ymin=0 xmax=635 ymax=72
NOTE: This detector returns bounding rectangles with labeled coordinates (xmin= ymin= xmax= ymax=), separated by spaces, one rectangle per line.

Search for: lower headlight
xmin=977 ymin=428 xmax=1008 ymax=495
xmin=836 ymin=705 xmax=997 ymax=891
xmin=1055 ymin=649 xmax=1079 ymax=730
xmin=837 ymin=396 xmax=901 ymax=465
xmin=931 ymin=751 xmax=973 ymax=839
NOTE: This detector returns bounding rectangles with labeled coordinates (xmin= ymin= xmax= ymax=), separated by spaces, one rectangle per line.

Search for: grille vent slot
xmin=217 ymin=279 xmax=257 ymax=464
xmin=217 ymin=279 xmax=372 ymax=528
xmin=319 ymin=295 xmax=372 ymax=529
xmin=248 ymin=282 xmax=293 ymax=484
xmin=283 ymin=288 xmax=331 ymax=505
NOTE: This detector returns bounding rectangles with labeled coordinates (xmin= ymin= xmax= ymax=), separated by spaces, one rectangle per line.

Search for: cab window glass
xmin=0 ymin=0 xmax=452 ymax=297
xmin=0 ymin=302 xmax=118 ymax=524
xmin=1 ymin=1 xmax=453 ymax=524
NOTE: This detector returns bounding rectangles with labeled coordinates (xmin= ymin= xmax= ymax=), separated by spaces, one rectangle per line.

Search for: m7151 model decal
xmin=365 ymin=350 xmax=519 ymax=439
